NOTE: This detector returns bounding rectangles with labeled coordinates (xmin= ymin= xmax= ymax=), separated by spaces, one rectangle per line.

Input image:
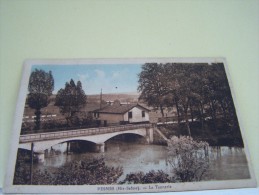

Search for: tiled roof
xmin=84 ymin=103 xmax=108 ymax=112
xmin=94 ymin=103 xmax=149 ymax=114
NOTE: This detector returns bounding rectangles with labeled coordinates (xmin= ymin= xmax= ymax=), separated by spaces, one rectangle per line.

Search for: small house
xmin=92 ymin=103 xmax=150 ymax=125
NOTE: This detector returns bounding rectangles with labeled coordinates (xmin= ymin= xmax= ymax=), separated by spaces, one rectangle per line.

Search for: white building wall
xmin=99 ymin=113 xmax=124 ymax=123
xmin=123 ymin=106 xmax=149 ymax=123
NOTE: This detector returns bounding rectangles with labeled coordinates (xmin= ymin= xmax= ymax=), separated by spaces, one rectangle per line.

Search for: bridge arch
xmin=19 ymin=127 xmax=151 ymax=153
xmin=19 ymin=138 xmax=98 ymax=152
xmin=105 ymin=132 xmax=146 ymax=143
xmin=99 ymin=131 xmax=147 ymax=143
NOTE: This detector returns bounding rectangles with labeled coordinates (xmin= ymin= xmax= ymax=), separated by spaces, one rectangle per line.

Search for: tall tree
xmin=206 ymin=63 xmax=238 ymax=130
xmin=187 ymin=64 xmax=209 ymax=131
xmin=138 ymin=63 xmax=169 ymax=118
xmin=203 ymin=63 xmax=227 ymax=129
xmin=27 ymin=69 xmax=54 ymax=130
xmin=55 ymin=79 xmax=87 ymax=126
xmin=138 ymin=62 xmax=240 ymax=138
xmin=163 ymin=63 xmax=183 ymax=125
xmin=174 ymin=64 xmax=195 ymax=136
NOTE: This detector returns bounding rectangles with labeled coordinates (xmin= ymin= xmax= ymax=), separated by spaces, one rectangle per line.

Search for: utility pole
xmin=100 ymin=88 xmax=102 ymax=109
xmin=30 ymin=142 xmax=34 ymax=185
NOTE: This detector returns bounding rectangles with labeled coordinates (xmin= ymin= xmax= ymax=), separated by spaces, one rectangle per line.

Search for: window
xmin=94 ymin=112 xmax=100 ymax=118
xmin=142 ymin=111 xmax=145 ymax=117
xmin=128 ymin=111 xmax=132 ymax=119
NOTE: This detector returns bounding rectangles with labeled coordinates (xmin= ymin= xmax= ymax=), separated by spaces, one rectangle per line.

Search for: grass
xmin=156 ymin=119 xmax=244 ymax=147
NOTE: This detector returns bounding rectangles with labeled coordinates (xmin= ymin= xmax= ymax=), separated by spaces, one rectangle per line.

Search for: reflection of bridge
xmin=19 ymin=123 xmax=154 ymax=162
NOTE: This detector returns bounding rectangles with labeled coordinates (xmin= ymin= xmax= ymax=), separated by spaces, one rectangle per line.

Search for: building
xmin=92 ymin=103 xmax=150 ymax=125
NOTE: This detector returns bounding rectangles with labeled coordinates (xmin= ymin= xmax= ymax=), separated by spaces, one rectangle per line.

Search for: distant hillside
xmin=87 ymin=93 xmax=140 ymax=103
xmin=23 ymin=92 xmax=176 ymax=124
xmin=23 ymin=92 xmax=141 ymax=120
xmin=48 ymin=92 xmax=140 ymax=103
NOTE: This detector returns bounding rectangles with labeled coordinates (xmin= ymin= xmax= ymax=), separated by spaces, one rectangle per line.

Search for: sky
xmin=31 ymin=64 xmax=142 ymax=95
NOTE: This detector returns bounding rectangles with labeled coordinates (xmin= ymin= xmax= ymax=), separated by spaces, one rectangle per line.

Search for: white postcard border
xmin=4 ymin=57 xmax=257 ymax=194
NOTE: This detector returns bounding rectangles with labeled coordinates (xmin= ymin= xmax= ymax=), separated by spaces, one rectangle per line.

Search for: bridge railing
xmin=19 ymin=123 xmax=152 ymax=143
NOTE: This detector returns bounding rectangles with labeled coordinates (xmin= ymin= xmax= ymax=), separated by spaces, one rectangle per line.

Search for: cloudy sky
xmin=31 ymin=64 xmax=142 ymax=95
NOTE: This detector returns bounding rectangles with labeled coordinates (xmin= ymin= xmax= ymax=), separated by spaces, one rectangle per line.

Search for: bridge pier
xmin=35 ymin=151 xmax=45 ymax=163
xmin=66 ymin=142 xmax=70 ymax=155
xmin=146 ymin=127 xmax=154 ymax=144
xmin=95 ymin=143 xmax=105 ymax=153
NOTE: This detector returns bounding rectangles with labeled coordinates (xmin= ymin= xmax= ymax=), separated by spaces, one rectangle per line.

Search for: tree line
xmin=27 ymin=69 xmax=87 ymax=131
xmin=138 ymin=62 xmax=239 ymax=137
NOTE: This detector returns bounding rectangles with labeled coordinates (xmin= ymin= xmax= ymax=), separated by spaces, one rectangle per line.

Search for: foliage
xmin=41 ymin=158 xmax=123 ymax=185
xmin=13 ymin=149 xmax=32 ymax=185
xmin=138 ymin=62 xmax=240 ymax=137
xmin=21 ymin=122 xmax=34 ymax=133
xmin=27 ymin=69 xmax=54 ymax=130
xmin=13 ymin=155 xmax=123 ymax=185
xmin=167 ymin=136 xmax=209 ymax=182
xmin=138 ymin=63 xmax=170 ymax=117
xmin=55 ymin=79 xmax=87 ymax=126
xmin=121 ymin=170 xmax=171 ymax=184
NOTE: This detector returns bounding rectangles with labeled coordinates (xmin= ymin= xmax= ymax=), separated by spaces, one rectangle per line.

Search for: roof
xmin=84 ymin=102 xmax=108 ymax=112
xmin=93 ymin=103 xmax=150 ymax=114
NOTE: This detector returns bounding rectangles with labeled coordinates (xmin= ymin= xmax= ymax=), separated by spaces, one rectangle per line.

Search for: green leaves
xmin=14 ymin=156 xmax=123 ymax=185
xmin=27 ymin=69 xmax=54 ymax=130
xmin=122 ymin=170 xmax=171 ymax=184
xmin=167 ymin=136 xmax=209 ymax=182
xmin=55 ymin=79 xmax=87 ymax=126
xmin=138 ymin=62 xmax=238 ymax=136
xmin=28 ymin=69 xmax=54 ymax=95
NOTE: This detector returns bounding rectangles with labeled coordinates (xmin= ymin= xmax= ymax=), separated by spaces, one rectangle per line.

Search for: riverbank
xmin=154 ymin=119 xmax=244 ymax=147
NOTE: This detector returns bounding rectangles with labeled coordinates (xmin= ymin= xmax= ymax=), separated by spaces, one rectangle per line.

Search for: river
xmin=35 ymin=139 xmax=250 ymax=182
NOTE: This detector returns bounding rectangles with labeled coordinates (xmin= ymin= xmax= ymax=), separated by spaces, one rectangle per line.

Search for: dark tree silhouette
xmin=138 ymin=63 xmax=169 ymax=118
xmin=138 ymin=62 xmax=240 ymax=137
xmin=55 ymin=79 xmax=87 ymax=126
xmin=27 ymin=69 xmax=54 ymax=130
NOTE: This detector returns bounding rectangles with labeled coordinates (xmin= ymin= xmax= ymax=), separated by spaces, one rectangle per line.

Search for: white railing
xmin=19 ymin=123 xmax=152 ymax=143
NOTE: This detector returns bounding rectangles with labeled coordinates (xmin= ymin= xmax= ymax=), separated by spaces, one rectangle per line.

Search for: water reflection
xmin=204 ymin=146 xmax=250 ymax=180
xmin=35 ymin=141 xmax=250 ymax=181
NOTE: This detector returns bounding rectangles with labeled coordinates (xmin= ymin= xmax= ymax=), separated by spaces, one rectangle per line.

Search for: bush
xmin=48 ymin=158 xmax=123 ymax=185
xmin=13 ymin=156 xmax=123 ymax=185
xmin=167 ymin=136 xmax=209 ymax=182
xmin=21 ymin=122 xmax=34 ymax=134
xmin=121 ymin=170 xmax=171 ymax=184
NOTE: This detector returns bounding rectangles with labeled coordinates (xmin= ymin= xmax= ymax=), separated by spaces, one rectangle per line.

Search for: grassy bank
xmin=154 ymin=119 xmax=244 ymax=147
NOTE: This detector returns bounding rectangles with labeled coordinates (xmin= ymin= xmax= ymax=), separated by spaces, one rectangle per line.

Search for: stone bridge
xmin=19 ymin=123 xmax=153 ymax=162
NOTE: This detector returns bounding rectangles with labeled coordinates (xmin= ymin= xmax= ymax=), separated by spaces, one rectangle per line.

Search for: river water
xmin=35 ymin=140 xmax=250 ymax=181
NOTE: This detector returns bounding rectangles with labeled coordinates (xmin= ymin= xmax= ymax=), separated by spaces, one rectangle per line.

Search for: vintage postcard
xmin=4 ymin=58 xmax=257 ymax=193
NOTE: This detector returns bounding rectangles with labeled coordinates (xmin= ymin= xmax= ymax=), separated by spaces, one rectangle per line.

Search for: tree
xmin=55 ymin=79 xmax=87 ymax=126
xmin=27 ymin=69 xmax=54 ymax=130
xmin=167 ymin=136 xmax=209 ymax=182
xmin=138 ymin=62 xmax=241 ymax=138
xmin=164 ymin=63 xmax=199 ymax=136
xmin=172 ymin=64 xmax=194 ymax=136
xmin=182 ymin=64 xmax=209 ymax=132
xmin=163 ymin=63 xmax=182 ymax=125
xmin=138 ymin=63 xmax=170 ymax=118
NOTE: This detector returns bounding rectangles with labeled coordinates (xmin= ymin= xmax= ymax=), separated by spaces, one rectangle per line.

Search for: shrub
xmin=122 ymin=170 xmax=171 ymax=184
xmin=13 ymin=156 xmax=123 ymax=185
xmin=167 ymin=136 xmax=209 ymax=182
